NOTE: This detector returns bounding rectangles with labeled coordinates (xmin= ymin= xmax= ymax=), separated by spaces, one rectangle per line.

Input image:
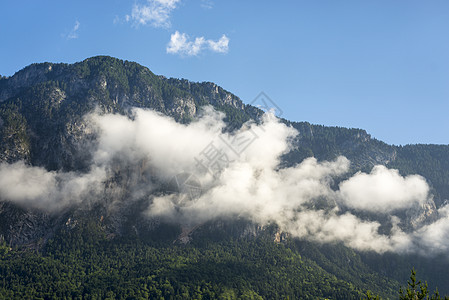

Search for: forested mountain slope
xmin=1 ymin=56 xmax=448 ymax=299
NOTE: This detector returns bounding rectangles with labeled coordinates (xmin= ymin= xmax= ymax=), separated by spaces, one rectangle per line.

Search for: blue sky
xmin=1 ymin=0 xmax=448 ymax=145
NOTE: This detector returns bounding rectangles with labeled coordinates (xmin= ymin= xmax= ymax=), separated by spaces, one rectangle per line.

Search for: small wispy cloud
xmin=200 ymin=0 xmax=213 ymax=9
xmin=128 ymin=0 xmax=180 ymax=28
xmin=167 ymin=31 xmax=229 ymax=56
xmin=67 ymin=20 xmax=80 ymax=39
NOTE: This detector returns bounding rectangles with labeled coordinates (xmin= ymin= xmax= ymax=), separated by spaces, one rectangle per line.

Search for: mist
xmin=0 ymin=161 xmax=106 ymax=211
xmin=0 ymin=106 xmax=448 ymax=255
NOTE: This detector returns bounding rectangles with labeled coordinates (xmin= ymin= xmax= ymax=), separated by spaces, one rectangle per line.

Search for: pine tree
xmin=399 ymin=268 xmax=449 ymax=300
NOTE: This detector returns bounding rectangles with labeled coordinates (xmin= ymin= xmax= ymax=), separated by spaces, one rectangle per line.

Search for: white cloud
xmin=284 ymin=211 xmax=412 ymax=253
xmin=139 ymin=111 xmax=415 ymax=253
xmin=166 ymin=31 xmax=205 ymax=56
xmin=130 ymin=0 xmax=180 ymax=28
xmin=0 ymin=161 xmax=106 ymax=211
xmin=1 ymin=107 xmax=447 ymax=255
xmin=67 ymin=20 xmax=80 ymax=39
xmin=90 ymin=107 xmax=225 ymax=178
xmin=412 ymin=204 xmax=449 ymax=254
xmin=338 ymin=166 xmax=430 ymax=212
xmin=0 ymin=162 xmax=56 ymax=204
xmin=208 ymin=35 xmax=230 ymax=53
xmin=167 ymin=31 xmax=229 ymax=56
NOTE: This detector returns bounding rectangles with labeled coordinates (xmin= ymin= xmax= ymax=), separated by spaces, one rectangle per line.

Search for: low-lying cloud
xmin=0 ymin=161 xmax=106 ymax=211
xmin=338 ymin=166 xmax=430 ymax=213
xmin=0 ymin=107 xmax=448 ymax=255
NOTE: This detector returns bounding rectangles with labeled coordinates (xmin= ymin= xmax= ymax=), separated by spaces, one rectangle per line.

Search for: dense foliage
xmin=0 ymin=221 xmax=370 ymax=299
xmin=1 ymin=221 xmax=447 ymax=299
xmin=398 ymin=269 xmax=449 ymax=300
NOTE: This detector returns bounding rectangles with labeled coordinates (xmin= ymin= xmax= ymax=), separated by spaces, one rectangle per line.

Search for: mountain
xmin=1 ymin=56 xmax=449 ymax=299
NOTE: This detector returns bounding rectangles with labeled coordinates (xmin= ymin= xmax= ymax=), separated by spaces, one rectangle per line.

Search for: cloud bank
xmin=167 ymin=31 xmax=229 ymax=56
xmin=1 ymin=107 xmax=448 ymax=255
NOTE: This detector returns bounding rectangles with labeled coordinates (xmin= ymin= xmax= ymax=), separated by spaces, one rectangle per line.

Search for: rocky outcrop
xmin=405 ymin=197 xmax=439 ymax=229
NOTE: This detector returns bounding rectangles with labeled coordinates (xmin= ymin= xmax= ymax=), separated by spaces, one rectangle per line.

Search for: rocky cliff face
xmin=0 ymin=56 xmax=446 ymax=248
